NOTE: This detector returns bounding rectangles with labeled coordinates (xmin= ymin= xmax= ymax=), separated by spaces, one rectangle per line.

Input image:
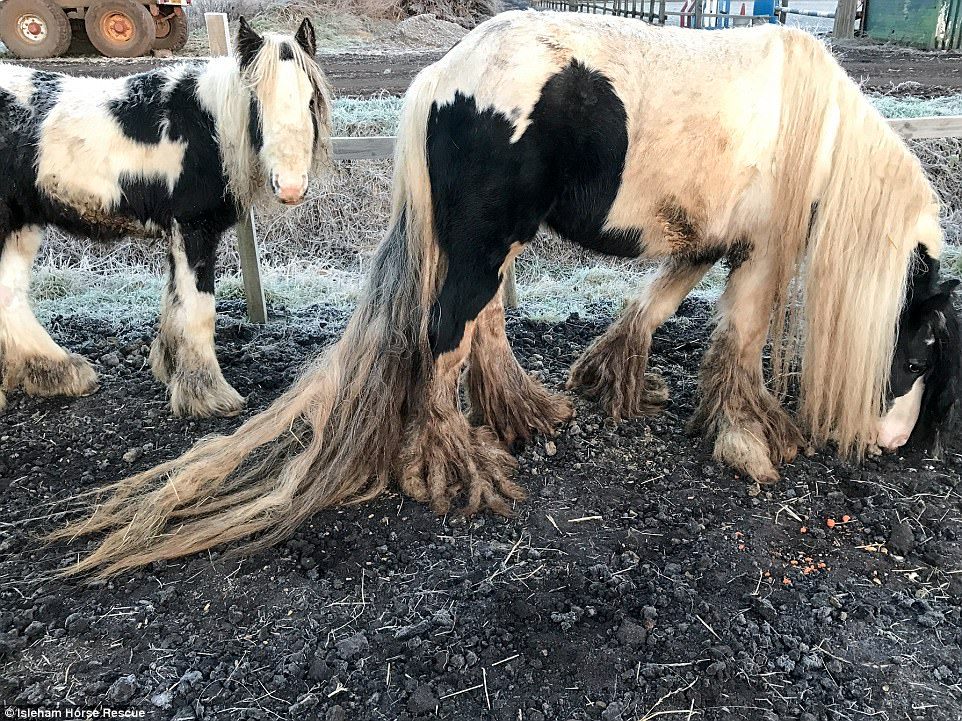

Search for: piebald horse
xmin=55 ymin=12 xmax=959 ymax=576
xmin=0 ymin=18 xmax=331 ymax=417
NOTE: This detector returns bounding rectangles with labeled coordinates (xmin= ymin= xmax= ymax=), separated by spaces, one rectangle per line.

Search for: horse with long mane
xmin=54 ymin=11 xmax=959 ymax=576
xmin=0 ymin=18 xmax=332 ymax=417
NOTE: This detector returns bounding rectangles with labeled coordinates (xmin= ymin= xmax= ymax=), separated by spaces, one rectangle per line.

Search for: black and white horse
xmin=0 ymin=18 xmax=332 ymax=417
xmin=57 ymin=12 xmax=961 ymax=576
xmin=877 ymin=249 xmax=960 ymax=455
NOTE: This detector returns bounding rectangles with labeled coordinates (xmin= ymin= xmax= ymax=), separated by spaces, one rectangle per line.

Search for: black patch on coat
xmin=109 ymin=71 xmax=168 ymax=144
xmin=119 ymin=177 xmax=174 ymax=228
xmin=0 ymin=87 xmax=34 ymax=239
xmin=182 ymin=228 xmax=218 ymax=294
xmin=426 ymin=60 xmax=638 ymax=355
xmin=278 ymin=42 xmax=294 ymax=60
xmin=29 ymin=72 xmax=62 ymax=120
xmin=427 ymin=93 xmax=548 ymax=355
xmin=535 ymin=61 xmax=640 ymax=258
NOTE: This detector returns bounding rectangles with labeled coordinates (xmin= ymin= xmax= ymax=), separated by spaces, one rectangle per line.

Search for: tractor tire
xmin=152 ymin=9 xmax=187 ymax=52
xmin=0 ymin=0 xmax=71 ymax=58
xmin=84 ymin=0 xmax=153 ymax=57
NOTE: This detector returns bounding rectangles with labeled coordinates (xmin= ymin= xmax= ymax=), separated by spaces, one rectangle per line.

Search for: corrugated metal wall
xmin=865 ymin=0 xmax=962 ymax=50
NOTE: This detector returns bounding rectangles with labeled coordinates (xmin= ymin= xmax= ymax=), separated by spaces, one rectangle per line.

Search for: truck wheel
xmin=0 ymin=0 xmax=71 ymax=58
xmin=152 ymin=8 xmax=187 ymax=51
xmin=84 ymin=0 xmax=153 ymax=57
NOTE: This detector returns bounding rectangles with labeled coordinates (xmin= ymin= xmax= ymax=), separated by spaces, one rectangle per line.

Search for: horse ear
xmin=295 ymin=17 xmax=316 ymax=57
xmin=236 ymin=16 xmax=264 ymax=69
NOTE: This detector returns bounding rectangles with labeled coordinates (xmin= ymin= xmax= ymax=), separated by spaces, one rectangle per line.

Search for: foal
xmin=0 ymin=18 xmax=331 ymax=416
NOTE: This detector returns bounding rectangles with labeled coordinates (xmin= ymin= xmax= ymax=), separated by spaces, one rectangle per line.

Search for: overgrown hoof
xmin=17 ymin=352 xmax=99 ymax=398
xmin=169 ymin=368 xmax=245 ymax=418
xmin=691 ymin=390 xmax=803 ymax=483
xmin=567 ymin=336 xmax=668 ymax=420
xmin=399 ymin=414 xmax=522 ymax=517
xmin=468 ymin=369 xmax=573 ymax=447
xmin=713 ymin=424 xmax=781 ymax=484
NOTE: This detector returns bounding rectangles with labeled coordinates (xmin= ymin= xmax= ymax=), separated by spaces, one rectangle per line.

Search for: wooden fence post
xmin=205 ymin=12 xmax=268 ymax=324
xmin=832 ymin=0 xmax=857 ymax=39
xmin=502 ymin=263 xmax=518 ymax=309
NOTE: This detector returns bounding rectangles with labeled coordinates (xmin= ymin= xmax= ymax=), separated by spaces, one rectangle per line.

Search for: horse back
xmin=423 ymin=12 xmax=798 ymax=258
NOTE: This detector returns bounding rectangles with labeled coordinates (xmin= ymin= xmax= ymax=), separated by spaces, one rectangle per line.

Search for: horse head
xmin=877 ymin=252 xmax=961 ymax=455
xmin=236 ymin=17 xmax=332 ymax=206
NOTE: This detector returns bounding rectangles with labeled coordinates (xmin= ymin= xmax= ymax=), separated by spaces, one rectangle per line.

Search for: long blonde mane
xmin=770 ymin=29 xmax=943 ymax=454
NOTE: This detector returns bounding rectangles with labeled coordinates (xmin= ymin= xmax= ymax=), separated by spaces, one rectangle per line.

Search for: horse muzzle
xmin=875 ymin=377 xmax=925 ymax=452
xmin=270 ymin=173 xmax=308 ymax=206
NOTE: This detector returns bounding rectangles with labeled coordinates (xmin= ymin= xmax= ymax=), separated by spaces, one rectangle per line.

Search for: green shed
xmin=863 ymin=0 xmax=962 ymax=49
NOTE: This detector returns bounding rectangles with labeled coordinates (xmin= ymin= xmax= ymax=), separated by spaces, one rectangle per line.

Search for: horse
xmin=877 ymin=249 xmax=960 ymax=455
xmin=0 ymin=18 xmax=332 ymax=418
xmin=53 ymin=11 xmax=960 ymax=577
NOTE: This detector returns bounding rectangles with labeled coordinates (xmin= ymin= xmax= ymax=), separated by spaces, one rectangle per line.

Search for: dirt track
xmin=15 ymin=44 xmax=962 ymax=96
xmin=1 ymin=299 xmax=960 ymax=720
xmin=15 ymin=50 xmax=447 ymax=96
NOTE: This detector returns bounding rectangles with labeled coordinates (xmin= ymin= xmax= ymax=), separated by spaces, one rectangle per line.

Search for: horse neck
xmin=198 ymin=57 xmax=261 ymax=209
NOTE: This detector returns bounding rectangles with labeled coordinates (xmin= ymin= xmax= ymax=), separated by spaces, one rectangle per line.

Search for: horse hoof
xmin=18 ymin=353 xmax=99 ymax=398
xmin=568 ymin=340 xmax=667 ymax=420
xmin=169 ymin=369 xmax=245 ymax=418
xmin=399 ymin=416 xmax=521 ymax=516
xmin=713 ymin=425 xmax=781 ymax=484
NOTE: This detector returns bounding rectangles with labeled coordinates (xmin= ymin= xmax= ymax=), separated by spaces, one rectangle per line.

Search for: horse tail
xmin=49 ymin=69 xmax=443 ymax=578
xmin=769 ymin=29 xmax=943 ymax=455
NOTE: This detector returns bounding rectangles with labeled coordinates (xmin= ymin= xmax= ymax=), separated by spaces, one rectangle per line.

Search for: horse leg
xmin=689 ymin=251 xmax=804 ymax=483
xmin=568 ymin=257 xmax=713 ymax=419
xmin=466 ymin=286 xmax=572 ymax=446
xmin=397 ymin=245 xmax=533 ymax=516
xmin=0 ymin=225 xmax=97 ymax=406
xmin=149 ymin=225 xmax=243 ymax=417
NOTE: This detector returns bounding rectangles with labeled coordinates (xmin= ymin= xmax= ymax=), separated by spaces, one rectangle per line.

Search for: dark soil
xmin=15 ymin=43 xmax=962 ymax=98
xmin=835 ymin=43 xmax=962 ymax=96
xmin=14 ymin=51 xmax=447 ymax=97
xmin=1 ymin=298 xmax=960 ymax=720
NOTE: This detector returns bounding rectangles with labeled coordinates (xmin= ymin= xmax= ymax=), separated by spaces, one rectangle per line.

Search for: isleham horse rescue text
xmin=55 ymin=11 xmax=959 ymax=576
xmin=0 ymin=18 xmax=332 ymax=417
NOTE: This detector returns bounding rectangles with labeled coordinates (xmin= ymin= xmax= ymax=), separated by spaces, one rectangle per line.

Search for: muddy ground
xmin=1 ymin=298 xmax=960 ymax=720
xmin=14 ymin=51 xmax=446 ymax=97
xmin=16 ymin=43 xmax=962 ymax=97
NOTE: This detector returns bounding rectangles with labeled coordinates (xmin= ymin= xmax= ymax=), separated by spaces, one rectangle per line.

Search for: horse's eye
xmin=906 ymin=361 xmax=927 ymax=375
